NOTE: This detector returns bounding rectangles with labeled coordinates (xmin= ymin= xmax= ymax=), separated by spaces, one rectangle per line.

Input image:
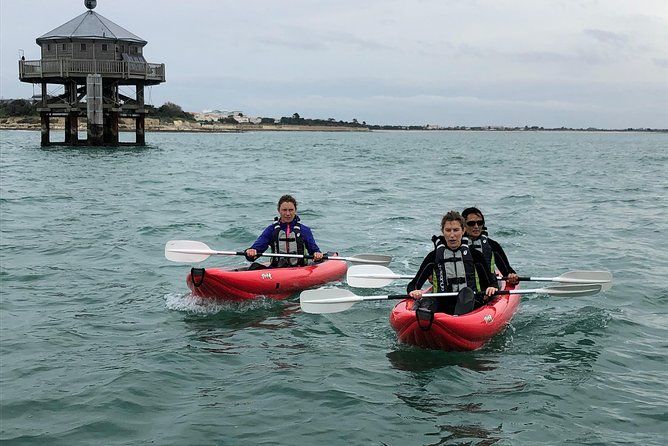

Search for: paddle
xmin=500 ymin=271 xmax=613 ymax=291
xmin=164 ymin=240 xmax=392 ymax=266
xmin=299 ymin=283 xmax=603 ymax=314
xmin=347 ymin=265 xmax=613 ymax=290
xmin=346 ymin=264 xmax=413 ymax=288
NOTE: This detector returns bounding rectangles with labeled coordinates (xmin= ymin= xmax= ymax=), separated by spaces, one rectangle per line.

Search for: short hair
xmin=277 ymin=194 xmax=297 ymax=210
xmin=441 ymin=210 xmax=465 ymax=230
xmin=462 ymin=207 xmax=484 ymax=221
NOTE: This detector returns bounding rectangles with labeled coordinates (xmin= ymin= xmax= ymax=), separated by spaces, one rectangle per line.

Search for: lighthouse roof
xmin=37 ymin=10 xmax=146 ymax=44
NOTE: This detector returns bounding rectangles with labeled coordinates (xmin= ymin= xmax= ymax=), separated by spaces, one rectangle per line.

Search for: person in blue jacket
xmin=244 ymin=195 xmax=323 ymax=267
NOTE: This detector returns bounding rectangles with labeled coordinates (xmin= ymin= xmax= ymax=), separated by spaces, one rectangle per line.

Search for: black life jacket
xmin=270 ymin=217 xmax=305 ymax=267
xmin=431 ymin=236 xmax=480 ymax=293
xmin=462 ymin=234 xmax=496 ymax=274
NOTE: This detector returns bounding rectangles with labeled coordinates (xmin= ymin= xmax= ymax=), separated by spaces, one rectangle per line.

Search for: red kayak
xmin=389 ymin=282 xmax=520 ymax=351
xmin=186 ymin=260 xmax=347 ymax=300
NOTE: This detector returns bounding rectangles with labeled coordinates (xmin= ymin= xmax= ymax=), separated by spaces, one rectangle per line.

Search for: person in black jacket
xmin=407 ymin=211 xmax=498 ymax=314
xmin=462 ymin=207 xmax=519 ymax=286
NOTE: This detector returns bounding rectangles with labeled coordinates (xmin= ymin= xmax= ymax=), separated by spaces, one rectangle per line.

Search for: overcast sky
xmin=1 ymin=0 xmax=667 ymax=127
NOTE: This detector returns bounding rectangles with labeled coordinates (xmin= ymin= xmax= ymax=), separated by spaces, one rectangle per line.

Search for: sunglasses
xmin=466 ymin=220 xmax=485 ymax=227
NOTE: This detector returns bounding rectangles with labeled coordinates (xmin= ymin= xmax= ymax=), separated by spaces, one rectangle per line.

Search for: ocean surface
xmin=1 ymin=129 xmax=666 ymax=445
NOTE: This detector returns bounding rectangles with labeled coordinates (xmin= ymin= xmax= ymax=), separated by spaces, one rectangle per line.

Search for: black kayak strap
xmin=190 ymin=267 xmax=205 ymax=288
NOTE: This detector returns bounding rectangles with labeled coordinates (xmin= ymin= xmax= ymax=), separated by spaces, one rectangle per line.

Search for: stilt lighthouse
xmin=18 ymin=0 xmax=166 ymax=146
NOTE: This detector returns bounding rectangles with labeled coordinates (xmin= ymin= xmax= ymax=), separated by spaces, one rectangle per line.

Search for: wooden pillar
xmin=103 ymin=82 xmax=119 ymax=145
xmin=66 ymin=113 xmax=79 ymax=145
xmin=41 ymin=82 xmax=48 ymax=108
xmin=136 ymin=84 xmax=146 ymax=145
xmin=104 ymin=112 xmax=119 ymax=144
xmin=40 ymin=112 xmax=50 ymax=146
xmin=64 ymin=82 xmax=75 ymax=144
xmin=39 ymin=82 xmax=50 ymax=146
xmin=136 ymin=114 xmax=145 ymax=145
xmin=137 ymin=84 xmax=144 ymax=107
xmin=65 ymin=114 xmax=72 ymax=144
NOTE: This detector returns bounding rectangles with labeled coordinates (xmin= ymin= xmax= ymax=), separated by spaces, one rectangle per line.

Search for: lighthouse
xmin=18 ymin=0 xmax=166 ymax=146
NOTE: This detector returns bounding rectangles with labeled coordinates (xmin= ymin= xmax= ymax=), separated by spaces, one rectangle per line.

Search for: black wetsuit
xmin=406 ymin=241 xmax=498 ymax=314
xmin=468 ymin=235 xmax=517 ymax=278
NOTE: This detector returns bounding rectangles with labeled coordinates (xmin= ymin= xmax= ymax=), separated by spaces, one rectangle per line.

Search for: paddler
xmin=407 ymin=210 xmax=498 ymax=315
xmin=244 ymin=195 xmax=323 ymax=268
xmin=462 ymin=207 xmax=519 ymax=286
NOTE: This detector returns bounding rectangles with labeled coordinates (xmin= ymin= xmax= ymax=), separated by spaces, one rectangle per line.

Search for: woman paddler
xmin=406 ymin=210 xmax=498 ymax=315
xmin=462 ymin=207 xmax=519 ymax=286
xmin=244 ymin=195 xmax=323 ymax=268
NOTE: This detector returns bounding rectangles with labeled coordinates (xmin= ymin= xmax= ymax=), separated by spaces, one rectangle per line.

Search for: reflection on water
xmin=387 ymin=348 xmax=499 ymax=373
xmin=427 ymin=423 xmax=502 ymax=446
xmin=395 ymin=392 xmax=503 ymax=445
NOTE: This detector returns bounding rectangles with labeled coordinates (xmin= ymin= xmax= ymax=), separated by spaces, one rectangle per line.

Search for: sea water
xmin=1 ymin=129 xmax=666 ymax=445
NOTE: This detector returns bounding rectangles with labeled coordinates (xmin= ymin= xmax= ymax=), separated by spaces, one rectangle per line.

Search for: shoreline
xmin=0 ymin=117 xmax=369 ymax=133
xmin=1 ymin=126 xmax=665 ymax=134
xmin=0 ymin=117 xmax=665 ymax=133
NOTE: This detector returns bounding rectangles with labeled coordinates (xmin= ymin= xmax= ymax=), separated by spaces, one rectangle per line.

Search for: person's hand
xmin=244 ymin=248 xmax=258 ymax=262
xmin=485 ymin=287 xmax=498 ymax=299
xmin=313 ymin=252 xmax=324 ymax=261
xmin=506 ymin=273 xmax=519 ymax=286
xmin=409 ymin=290 xmax=423 ymax=299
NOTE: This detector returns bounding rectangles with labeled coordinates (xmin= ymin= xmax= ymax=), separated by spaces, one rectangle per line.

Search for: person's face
xmin=278 ymin=201 xmax=296 ymax=223
xmin=465 ymin=213 xmax=485 ymax=238
xmin=442 ymin=220 xmax=464 ymax=249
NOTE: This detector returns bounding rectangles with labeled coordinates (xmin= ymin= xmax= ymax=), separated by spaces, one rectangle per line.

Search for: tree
xmin=149 ymin=101 xmax=195 ymax=121
xmin=0 ymin=99 xmax=35 ymax=117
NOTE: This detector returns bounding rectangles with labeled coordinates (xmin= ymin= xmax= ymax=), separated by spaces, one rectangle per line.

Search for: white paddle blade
xmin=346 ymin=254 xmax=392 ymax=266
xmin=544 ymin=284 xmax=603 ymax=297
xmin=347 ymin=265 xmax=397 ymax=288
xmin=560 ymin=271 xmax=613 ymax=291
xmin=299 ymin=288 xmax=360 ymax=314
xmin=164 ymin=240 xmax=212 ymax=263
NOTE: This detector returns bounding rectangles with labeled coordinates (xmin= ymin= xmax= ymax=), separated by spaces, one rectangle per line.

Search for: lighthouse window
xmin=47 ymin=44 xmax=51 ymax=51
xmin=102 ymin=44 xmax=108 ymax=51
xmin=62 ymin=43 xmax=67 ymax=50
xmin=80 ymin=43 xmax=87 ymax=51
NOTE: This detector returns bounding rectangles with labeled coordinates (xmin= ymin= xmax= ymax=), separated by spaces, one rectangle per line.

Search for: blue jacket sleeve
xmin=300 ymin=226 xmax=321 ymax=254
xmin=250 ymin=225 xmax=275 ymax=252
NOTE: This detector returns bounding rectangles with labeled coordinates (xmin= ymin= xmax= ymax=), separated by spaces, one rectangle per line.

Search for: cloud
xmin=2 ymin=0 xmax=666 ymax=127
xmin=582 ymin=29 xmax=630 ymax=46
xmin=253 ymin=28 xmax=393 ymax=52
xmin=653 ymin=58 xmax=668 ymax=68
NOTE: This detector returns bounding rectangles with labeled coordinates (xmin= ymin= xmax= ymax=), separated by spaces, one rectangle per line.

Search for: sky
xmin=1 ymin=0 xmax=667 ymax=128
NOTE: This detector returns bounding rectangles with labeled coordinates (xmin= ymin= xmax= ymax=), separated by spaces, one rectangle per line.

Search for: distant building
xmin=193 ymin=110 xmax=262 ymax=125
